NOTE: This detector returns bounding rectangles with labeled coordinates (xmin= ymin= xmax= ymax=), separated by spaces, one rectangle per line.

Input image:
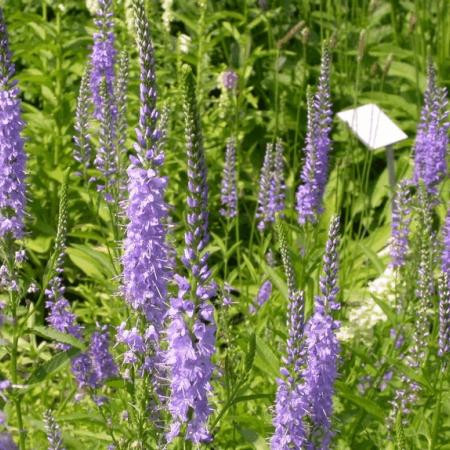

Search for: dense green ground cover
xmin=0 ymin=0 xmax=449 ymax=448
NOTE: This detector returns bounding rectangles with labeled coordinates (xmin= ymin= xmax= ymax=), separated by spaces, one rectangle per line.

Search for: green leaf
xmin=336 ymin=380 xmax=385 ymax=421
xmin=57 ymin=412 xmax=105 ymax=425
xmin=66 ymin=246 xmax=106 ymax=279
xmin=24 ymin=236 xmax=53 ymax=253
xmin=29 ymin=325 xmax=85 ymax=350
xmin=230 ymin=393 xmax=272 ymax=407
xmin=27 ymin=347 xmax=80 ymax=385
xmin=41 ymin=85 xmax=57 ymax=106
xmin=370 ymin=295 xmax=397 ymax=324
xmin=244 ymin=333 xmax=256 ymax=373
xmin=105 ymin=377 xmax=134 ymax=394
xmin=357 ymin=242 xmax=384 ymax=275
xmin=254 ymin=335 xmax=279 ymax=379
xmin=238 ymin=427 xmax=270 ymax=449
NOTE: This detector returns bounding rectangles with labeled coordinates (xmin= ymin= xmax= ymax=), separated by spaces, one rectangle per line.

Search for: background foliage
xmin=0 ymin=0 xmax=449 ymax=448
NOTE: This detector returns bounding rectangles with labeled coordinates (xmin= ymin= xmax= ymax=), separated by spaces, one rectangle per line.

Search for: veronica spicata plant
xmin=296 ymin=47 xmax=333 ymax=225
xmin=220 ymin=137 xmax=237 ymax=218
xmin=0 ymin=9 xmax=27 ymax=448
xmin=413 ymin=61 xmax=449 ymax=192
xmin=165 ymin=64 xmax=216 ymax=444
xmin=118 ymin=0 xmax=170 ymax=443
xmin=256 ymin=140 xmax=286 ymax=231
xmin=300 ymin=216 xmax=341 ymax=448
xmin=389 ymin=180 xmax=412 ymax=269
xmin=272 ymin=216 xmax=341 ymax=449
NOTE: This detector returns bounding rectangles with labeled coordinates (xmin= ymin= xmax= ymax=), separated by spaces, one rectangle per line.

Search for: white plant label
xmin=337 ymin=103 xmax=407 ymax=150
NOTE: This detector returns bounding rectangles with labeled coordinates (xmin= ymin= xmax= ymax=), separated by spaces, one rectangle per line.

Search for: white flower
xmin=86 ymin=0 xmax=97 ymax=15
xmin=161 ymin=0 xmax=174 ymax=31
xmin=338 ymin=266 xmax=394 ymax=342
xmin=178 ymin=34 xmax=191 ymax=54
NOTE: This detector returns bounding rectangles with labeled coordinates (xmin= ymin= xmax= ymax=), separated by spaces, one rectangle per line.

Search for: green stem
xmin=430 ymin=369 xmax=444 ymax=449
xmin=11 ymin=308 xmax=26 ymax=449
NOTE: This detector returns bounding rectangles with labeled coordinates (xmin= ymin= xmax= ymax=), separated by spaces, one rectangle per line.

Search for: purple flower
xmin=220 ymin=138 xmax=238 ymax=218
xmin=90 ymin=0 xmax=116 ymax=120
xmin=115 ymin=51 xmax=129 ymax=159
xmin=116 ymin=322 xmax=149 ymax=365
xmin=0 ymin=433 xmax=17 ymax=450
xmin=271 ymin=291 xmax=308 ymax=449
xmin=71 ymin=327 xmax=117 ymax=390
xmin=221 ymin=69 xmax=238 ymax=90
xmin=389 ymin=180 xmax=412 ymax=269
xmin=71 ymin=352 xmax=96 ymax=390
xmin=93 ymin=79 xmax=120 ymax=202
xmin=269 ymin=139 xmax=286 ymax=218
xmin=122 ymin=167 xmax=169 ymax=325
xmin=390 ymin=241 xmax=433 ymax=427
xmin=296 ymin=48 xmax=333 ymax=225
xmin=442 ymin=208 xmax=450 ymax=276
xmin=45 ymin=179 xmax=82 ymax=350
xmin=165 ymin=276 xmax=215 ymax=444
xmin=89 ymin=326 xmax=118 ymax=385
xmin=301 ymin=309 xmax=340 ymax=448
xmin=222 ymin=283 xmax=234 ymax=307
xmin=257 ymin=140 xmax=286 ymax=231
xmin=319 ymin=216 xmax=340 ymax=312
xmin=121 ymin=0 xmax=170 ymax=335
xmin=413 ymin=61 xmax=449 ymax=191
xmin=45 ymin=277 xmax=82 ymax=350
xmin=256 ymin=143 xmax=274 ymax=231
xmin=300 ymin=216 xmax=340 ymax=448
xmin=44 ymin=410 xmax=65 ymax=450
xmin=273 ymin=216 xmax=341 ymax=449
xmin=438 ymin=273 xmax=450 ymax=357
xmin=165 ymin=66 xmax=216 ymax=443
xmin=134 ymin=1 xmax=163 ymax=166
xmin=0 ymin=9 xmax=26 ymax=239
xmin=73 ymin=66 xmax=92 ymax=172
xmin=256 ymin=280 xmax=272 ymax=306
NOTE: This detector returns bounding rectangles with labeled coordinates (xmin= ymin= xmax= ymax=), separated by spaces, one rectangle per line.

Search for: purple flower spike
xmin=45 ymin=277 xmax=82 ymax=350
xmin=256 ymin=143 xmax=274 ymax=231
xmin=44 ymin=410 xmax=65 ymax=450
xmin=438 ymin=273 xmax=450 ymax=357
xmin=269 ymin=139 xmax=286 ymax=218
xmin=122 ymin=166 xmax=169 ymax=324
xmin=257 ymin=280 xmax=272 ymax=306
xmin=272 ymin=217 xmax=341 ymax=449
xmin=442 ymin=208 xmax=450 ymax=277
xmin=296 ymin=47 xmax=333 ymax=225
xmin=134 ymin=0 xmax=163 ymax=166
xmin=319 ymin=215 xmax=340 ymax=312
xmin=0 ymin=9 xmax=26 ymax=239
xmin=166 ymin=276 xmax=215 ymax=444
xmin=121 ymin=0 xmax=170 ymax=332
xmin=221 ymin=69 xmax=238 ymax=90
xmin=220 ymin=138 xmax=238 ymax=218
xmin=302 ymin=216 xmax=340 ymax=448
xmin=73 ymin=66 xmax=93 ymax=172
xmin=71 ymin=327 xmax=117 ymax=391
xmin=256 ymin=140 xmax=285 ymax=231
xmin=390 ymin=180 xmax=412 ymax=269
xmin=271 ymin=290 xmax=308 ymax=449
xmin=302 ymin=306 xmax=340 ymax=448
xmin=165 ymin=66 xmax=216 ymax=444
xmin=89 ymin=326 xmax=118 ymax=386
xmin=0 ymin=433 xmax=17 ymax=450
xmin=45 ymin=177 xmax=82 ymax=350
xmin=413 ymin=61 xmax=449 ymax=192
xmin=90 ymin=0 xmax=116 ymax=120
